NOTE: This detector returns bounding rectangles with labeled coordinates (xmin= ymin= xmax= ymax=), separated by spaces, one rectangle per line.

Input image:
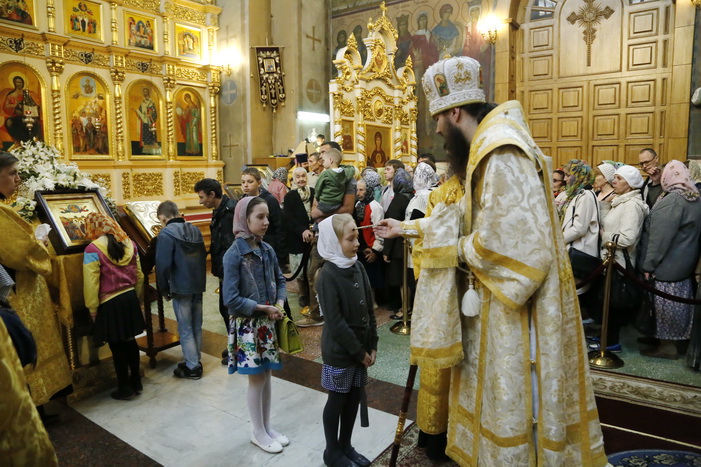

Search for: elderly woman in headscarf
xmin=382 ymin=168 xmax=413 ymax=319
xmin=361 ymin=166 xmax=382 ymax=202
xmin=638 ymin=160 xmax=701 ymax=360
xmin=593 ymin=162 xmax=616 ymax=204
xmin=560 ymin=161 xmax=599 ymax=297
xmin=268 ymin=167 xmax=289 ymax=205
xmin=355 ymin=171 xmax=385 ymax=303
xmin=282 ymin=167 xmax=315 ymax=311
xmin=590 ymin=165 xmax=649 ymax=353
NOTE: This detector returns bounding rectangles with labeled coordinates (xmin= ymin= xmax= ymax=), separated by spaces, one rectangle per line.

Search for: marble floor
xmin=69 ymin=347 xmax=406 ymax=467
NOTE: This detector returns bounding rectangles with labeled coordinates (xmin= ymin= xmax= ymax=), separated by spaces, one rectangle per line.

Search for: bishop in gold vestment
xmin=377 ymin=57 xmax=607 ymax=466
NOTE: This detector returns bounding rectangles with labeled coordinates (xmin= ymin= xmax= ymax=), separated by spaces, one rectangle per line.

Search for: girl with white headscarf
xmin=316 ymin=214 xmax=378 ymax=467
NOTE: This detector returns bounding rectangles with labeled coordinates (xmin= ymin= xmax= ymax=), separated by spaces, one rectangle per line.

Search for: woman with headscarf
xmin=83 ymin=212 xmax=146 ymax=400
xmin=361 ymin=167 xmax=382 ymax=202
xmin=268 ymin=167 xmax=289 ymax=206
xmin=590 ymin=165 xmax=649 ymax=353
xmin=560 ymin=161 xmax=599 ymax=294
xmin=382 ymin=168 xmax=413 ymax=319
xmin=558 ymin=159 xmax=595 ymax=220
xmin=282 ymin=167 xmax=315 ymax=311
xmin=0 ymin=151 xmax=72 ymax=411
xmin=593 ymin=163 xmax=616 ymax=203
xmin=355 ymin=172 xmax=385 ymax=303
xmin=638 ymin=161 xmax=701 ymax=360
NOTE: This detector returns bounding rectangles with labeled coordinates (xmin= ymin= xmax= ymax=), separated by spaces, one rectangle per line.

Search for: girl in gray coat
xmin=640 ymin=161 xmax=701 ymax=360
xmin=317 ymin=214 xmax=378 ymax=467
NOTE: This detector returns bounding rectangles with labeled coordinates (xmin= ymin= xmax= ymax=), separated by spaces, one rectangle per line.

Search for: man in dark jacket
xmin=156 ymin=201 xmax=207 ymax=379
xmin=194 ymin=178 xmax=236 ymax=363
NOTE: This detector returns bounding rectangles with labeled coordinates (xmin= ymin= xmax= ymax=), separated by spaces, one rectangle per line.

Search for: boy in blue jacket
xmin=156 ymin=201 xmax=207 ymax=379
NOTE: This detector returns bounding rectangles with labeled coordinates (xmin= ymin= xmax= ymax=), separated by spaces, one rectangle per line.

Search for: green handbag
xmin=276 ymin=315 xmax=304 ymax=355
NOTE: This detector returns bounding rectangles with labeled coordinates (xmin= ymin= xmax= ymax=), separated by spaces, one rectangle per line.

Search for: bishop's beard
xmin=444 ymin=123 xmax=470 ymax=179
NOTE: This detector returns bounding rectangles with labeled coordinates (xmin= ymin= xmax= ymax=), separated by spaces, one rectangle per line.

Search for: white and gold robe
xmin=404 ymin=101 xmax=607 ymax=466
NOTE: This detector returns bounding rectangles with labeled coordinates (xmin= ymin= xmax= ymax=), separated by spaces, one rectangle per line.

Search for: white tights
xmin=248 ymin=370 xmax=282 ymax=444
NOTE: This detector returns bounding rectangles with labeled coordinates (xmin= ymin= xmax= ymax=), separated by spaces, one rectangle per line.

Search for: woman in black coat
xmin=382 ymin=168 xmax=413 ymax=318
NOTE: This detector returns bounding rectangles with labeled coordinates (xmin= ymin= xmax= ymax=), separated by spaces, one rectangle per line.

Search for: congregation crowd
xmin=552 ymin=149 xmax=701 ymax=365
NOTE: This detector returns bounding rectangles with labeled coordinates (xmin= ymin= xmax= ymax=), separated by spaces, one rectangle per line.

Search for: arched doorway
xmin=515 ymin=0 xmax=679 ymax=169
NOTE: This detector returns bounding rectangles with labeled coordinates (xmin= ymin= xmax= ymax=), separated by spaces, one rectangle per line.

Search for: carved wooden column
xmin=46 ymin=58 xmax=64 ymax=155
xmin=110 ymin=2 xmax=119 ymax=45
xmin=46 ymin=0 xmax=56 ymax=32
xmin=110 ymin=68 xmax=126 ymax=161
xmin=208 ymin=80 xmax=220 ymax=161
xmin=163 ymin=16 xmax=171 ymax=55
xmin=163 ymin=76 xmax=176 ymax=161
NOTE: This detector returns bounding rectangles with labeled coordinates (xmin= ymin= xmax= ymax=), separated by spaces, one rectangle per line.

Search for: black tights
xmin=108 ymin=340 xmax=141 ymax=394
xmin=323 ymin=387 xmax=362 ymax=455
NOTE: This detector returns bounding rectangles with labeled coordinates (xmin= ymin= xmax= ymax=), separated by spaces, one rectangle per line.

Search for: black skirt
xmin=93 ymin=289 xmax=146 ymax=346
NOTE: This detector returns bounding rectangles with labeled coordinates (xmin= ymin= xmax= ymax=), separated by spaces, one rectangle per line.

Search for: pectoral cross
xmin=306 ymin=26 xmax=321 ymax=51
xmin=567 ymin=0 xmax=614 ymax=66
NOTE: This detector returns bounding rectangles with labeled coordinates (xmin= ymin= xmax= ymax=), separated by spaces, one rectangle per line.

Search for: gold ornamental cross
xmin=567 ymin=0 xmax=614 ymax=67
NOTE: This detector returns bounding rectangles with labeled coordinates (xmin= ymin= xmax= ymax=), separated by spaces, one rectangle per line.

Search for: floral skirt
xmin=228 ymin=315 xmax=282 ymax=375
xmin=654 ymin=278 xmax=694 ymax=340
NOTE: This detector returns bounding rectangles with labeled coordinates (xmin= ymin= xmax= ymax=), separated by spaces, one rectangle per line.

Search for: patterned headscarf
xmin=412 ymin=162 xmax=438 ymax=191
xmin=233 ymin=196 xmax=264 ymax=242
xmin=688 ymin=160 xmax=701 ymax=185
xmin=273 ymin=167 xmax=288 ymax=181
xmin=84 ymin=212 xmax=128 ymax=242
xmin=660 ymin=160 xmax=699 ymax=202
xmin=392 ymin=168 xmax=414 ymax=200
xmin=559 ymin=160 xmax=594 ymax=218
xmin=0 ymin=265 xmax=15 ymax=305
xmin=355 ymin=172 xmax=380 ymax=223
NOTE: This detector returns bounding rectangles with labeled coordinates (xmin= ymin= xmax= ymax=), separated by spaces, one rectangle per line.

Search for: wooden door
xmin=517 ymin=0 xmax=675 ymax=169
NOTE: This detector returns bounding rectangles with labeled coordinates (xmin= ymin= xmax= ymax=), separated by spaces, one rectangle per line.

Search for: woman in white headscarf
xmin=591 ymin=165 xmax=649 ymax=353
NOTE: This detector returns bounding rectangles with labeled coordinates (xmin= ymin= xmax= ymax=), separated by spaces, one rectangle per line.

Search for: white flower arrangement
xmin=10 ymin=140 xmax=117 ymax=221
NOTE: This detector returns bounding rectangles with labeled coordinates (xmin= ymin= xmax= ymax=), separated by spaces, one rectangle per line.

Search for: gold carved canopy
xmin=329 ymin=2 xmax=417 ymax=170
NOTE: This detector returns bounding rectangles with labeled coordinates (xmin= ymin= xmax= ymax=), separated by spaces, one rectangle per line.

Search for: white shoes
xmin=274 ymin=434 xmax=290 ymax=447
xmin=250 ymin=434 xmax=283 ymax=454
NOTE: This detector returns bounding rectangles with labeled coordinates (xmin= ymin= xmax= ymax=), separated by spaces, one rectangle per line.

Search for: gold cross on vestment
xmin=566 ymin=0 xmax=615 ymax=66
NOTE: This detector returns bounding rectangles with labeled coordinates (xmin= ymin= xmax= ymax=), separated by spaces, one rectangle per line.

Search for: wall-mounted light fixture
xmin=478 ymin=16 xmax=500 ymax=44
xmin=219 ymin=46 xmax=243 ymax=76
xmin=692 ymin=0 xmax=701 ymax=7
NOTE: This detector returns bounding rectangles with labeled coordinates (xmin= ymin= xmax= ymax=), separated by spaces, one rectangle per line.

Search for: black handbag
xmin=632 ymin=279 xmax=656 ymax=336
xmin=598 ymin=235 xmax=642 ymax=314
xmin=567 ymin=191 xmax=602 ymax=280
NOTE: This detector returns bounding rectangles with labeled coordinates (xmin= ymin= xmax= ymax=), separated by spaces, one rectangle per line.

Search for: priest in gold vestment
xmin=376 ymin=57 xmax=607 ymax=466
xmin=0 ymin=151 xmax=72 ymax=406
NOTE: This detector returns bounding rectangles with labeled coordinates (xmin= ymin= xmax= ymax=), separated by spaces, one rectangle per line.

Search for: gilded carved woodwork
xmin=110 ymin=2 xmax=119 ymax=46
xmin=208 ymin=83 xmax=220 ymax=160
xmin=329 ymin=2 xmax=417 ymax=169
xmin=181 ymin=171 xmax=205 ymax=195
xmin=165 ymin=1 xmax=207 ymax=26
xmin=0 ymin=37 xmax=43 ymax=56
xmin=110 ymin=69 xmax=126 ymax=160
xmin=64 ymin=49 xmax=110 ymax=67
xmin=125 ymin=59 xmax=162 ymax=75
xmin=173 ymin=171 xmax=181 ymax=196
xmin=132 ymin=173 xmax=164 ymax=198
xmin=91 ymin=173 xmax=112 ymax=191
xmin=163 ymin=16 xmax=171 ymax=56
xmin=216 ymin=169 xmax=223 ymax=185
xmin=176 ymin=66 xmax=208 ymax=82
xmin=47 ymin=0 xmax=56 ymax=32
xmin=122 ymin=0 xmax=160 ymax=13
xmin=163 ymin=77 xmax=176 ymax=161
xmin=46 ymin=58 xmax=65 ymax=155
xmin=122 ymin=172 xmax=131 ymax=199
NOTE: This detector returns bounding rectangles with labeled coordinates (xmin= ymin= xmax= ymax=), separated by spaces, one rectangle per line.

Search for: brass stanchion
xmin=391 ymin=238 xmax=411 ymax=335
xmin=589 ymin=241 xmax=624 ymax=369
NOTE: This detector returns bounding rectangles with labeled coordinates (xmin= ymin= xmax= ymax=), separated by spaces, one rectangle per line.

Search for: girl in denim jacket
xmin=222 ymin=196 xmax=288 ymax=454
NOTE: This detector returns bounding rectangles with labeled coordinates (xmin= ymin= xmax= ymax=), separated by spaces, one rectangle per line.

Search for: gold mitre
xmin=422 ymin=56 xmax=486 ymax=116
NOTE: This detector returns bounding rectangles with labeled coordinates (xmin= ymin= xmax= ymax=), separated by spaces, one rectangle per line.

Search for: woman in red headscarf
xmin=82 ymin=212 xmax=145 ymax=400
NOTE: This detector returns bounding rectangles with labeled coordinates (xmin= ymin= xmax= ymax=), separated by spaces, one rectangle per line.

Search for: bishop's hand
xmin=373 ymin=218 xmax=403 ymax=239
